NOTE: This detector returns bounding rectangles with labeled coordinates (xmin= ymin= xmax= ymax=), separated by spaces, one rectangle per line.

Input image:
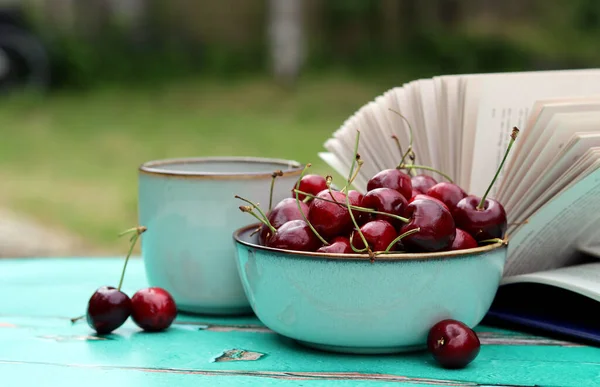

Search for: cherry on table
xmin=427 ymin=319 xmax=481 ymax=369
xmin=85 ymin=286 xmax=132 ymax=335
xmin=131 ymin=287 xmax=178 ymax=332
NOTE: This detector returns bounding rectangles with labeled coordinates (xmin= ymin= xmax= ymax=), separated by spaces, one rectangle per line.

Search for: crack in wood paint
xmin=0 ymin=359 xmax=544 ymax=386
xmin=213 ymin=349 xmax=266 ymax=362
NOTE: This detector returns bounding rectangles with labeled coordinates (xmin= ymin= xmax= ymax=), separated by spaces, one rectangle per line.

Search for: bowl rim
xmin=233 ymin=223 xmax=508 ymax=261
xmin=138 ymin=156 xmax=304 ymax=179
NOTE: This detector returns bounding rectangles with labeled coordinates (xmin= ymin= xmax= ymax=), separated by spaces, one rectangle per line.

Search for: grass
xmin=0 ymin=73 xmax=393 ymax=254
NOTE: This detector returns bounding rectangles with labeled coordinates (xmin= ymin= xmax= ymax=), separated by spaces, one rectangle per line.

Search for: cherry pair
xmin=72 ymin=226 xmax=177 ymax=335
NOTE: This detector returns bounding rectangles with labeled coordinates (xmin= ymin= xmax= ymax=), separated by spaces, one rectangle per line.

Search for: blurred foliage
xmin=18 ymin=0 xmax=600 ymax=89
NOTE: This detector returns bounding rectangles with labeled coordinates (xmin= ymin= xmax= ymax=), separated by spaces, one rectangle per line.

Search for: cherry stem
xmin=345 ymin=130 xmax=370 ymax=252
xmin=268 ymin=170 xmax=283 ymax=211
xmin=388 ymin=108 xmax=414 ymax=167
xmin=117 ymin=225 xmax=146 ymax=291
xmin=477 ymin=127 xmax=520 ymax=210
xmin=294 ymin=163 xmax=329 ymax=246
xmin=399 ymin=164 xmax=454 ymax=183
xmin=70 ymin=315 xmax=84 ymax=324
xmin=235 ymin=195 xmax=271 ymax=225
xmin=292 ymin=189 xmax=409 ymax=223
xmin=348 ymin=232 xmax=369 ymax=253
xmin=384 ymin=227 xmax=420 ymax=253
xmin=341 ymin=156 xmax=363 ymax=193
xmin=479 ymin=237 xmax=507 ymax=244
xmin=239 ymin=205 xmax=277 ymax=235
xmin=391 ymin=135 xmax=404 ymax=159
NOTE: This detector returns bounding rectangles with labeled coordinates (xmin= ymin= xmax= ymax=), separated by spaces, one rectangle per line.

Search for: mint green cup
xmin=138 ymin=157 xmax=303 ymax=315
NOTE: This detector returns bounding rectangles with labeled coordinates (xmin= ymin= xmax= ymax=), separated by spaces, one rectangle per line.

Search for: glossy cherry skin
xmin=351 ymin=220 xmax=397 ymax=252
xmin=317 ymin=236 xmax=352 ymax=253
xmin=293 ymin=174 xmax=327 ymax=201
xmin=259 ymin=198 xmax=310 ymax=245
xmin=427 ymin=319 xmax=480 ymax=369
xmin=409 ymin=194 xmax=449 ymax=211
xmin=359 ymin=187 xmax=408 ymax=229
xmin=347 ymin=189 xmax=364 ymax=220
xmin=366 ymin=169 xmax=413 ymax=201
xmin=266 ymin=219 xmax=321 ymax=251
xmin=86 ymin=286 xmax=132 ymax=335
xmin=398 ymin=198 xmax=456 ymax=252
xmin=426 ymin=182 xmax=467 ymax=212
xmin=449 ymin=228 xmax=478 ymax=251
xmin=411 ymin=174 xmax=437 ymax=194
xmin=453 ymin=196 xmax=507 ymax=242
xmin=131 ymin=287 xmax=177 ymax=332
xmin=307 ymin=190 xmax=352 ymax=239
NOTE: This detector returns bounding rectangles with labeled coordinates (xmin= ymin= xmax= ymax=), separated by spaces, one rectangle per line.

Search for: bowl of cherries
xmin=232 ymin=129 xmax=519 ymax=367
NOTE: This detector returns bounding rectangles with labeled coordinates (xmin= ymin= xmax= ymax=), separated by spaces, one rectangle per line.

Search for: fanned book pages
xmin=318 ymin=69 xmax=600 ymax=345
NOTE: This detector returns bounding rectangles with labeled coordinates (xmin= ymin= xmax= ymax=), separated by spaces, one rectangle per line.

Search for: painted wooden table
xmin=2 ymin=257 xmax=599 ymax=387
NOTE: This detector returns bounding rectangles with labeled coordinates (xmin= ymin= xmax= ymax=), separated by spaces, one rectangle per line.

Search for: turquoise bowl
xmin=233 ymin=223 xmax=508 ymax=354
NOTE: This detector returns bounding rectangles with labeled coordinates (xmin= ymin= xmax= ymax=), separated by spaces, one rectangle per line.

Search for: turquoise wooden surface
xmin=1 ymin=257 xmax=600 ymax=387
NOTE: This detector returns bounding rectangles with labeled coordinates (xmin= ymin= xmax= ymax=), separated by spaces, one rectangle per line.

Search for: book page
xmin=501 ymin=262 xmax=600 ymax=302
xmin=440 ymin=76 xmax=462 ymax=182
xmin=416 ymin=79 xmax=439 ymax=175
xmin=505 ymin=164 xmax=600 ymax=277
xmin=465 ymin=70 xmax=600 ymax=197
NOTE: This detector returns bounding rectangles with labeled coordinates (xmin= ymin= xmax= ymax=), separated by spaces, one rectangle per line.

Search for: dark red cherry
xmin=427 ymin=319 xmax=480 ymax=369
xmin=86 ymin=286 xmax=132 ymax=335
xmin=351 ymin=220 xmax=397 ymax=252
xmin=411 ymin=174 xmax=437 ymax=194
xmin=449 ymin=228 xmax=478 ymax=250
xmin=307 ymin=190 xmax=352 ymax=239
xmin=131 ymin=287 xmax=177 ymax=332
xmin=266 ymin=219 xmax=321 ymax=251
xmin=259 ymin=198 xmax=310 ymax=245
xmin=453 ymin=196 xmax=507 ymax=242
xmin=317 ymin=236 xmax=352 ymax=253
xmin=359 ymin=188 xmax=407 ymax=229
xmin=347 ymin=189 xmax=364 ymax=221
xmin=410 ymin=189 xmax=421 ymax=199
xmin=293 ymin=174 xmax=327 ymax=201
xmin=426 ymin=182 xmax=467 ymax=212
xmin=398 ymin=198 xmax=456 ymax=252
xmin=366 ymin=169 xmax=412 ymax=201
xmin=409 ymin=194 xmax=449 ymax=211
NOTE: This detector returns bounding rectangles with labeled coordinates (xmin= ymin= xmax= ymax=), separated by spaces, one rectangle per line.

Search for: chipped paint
xmin=213 ymin=349 xmax=266 ymax=362
xmin=175 ymin=321 xmax=273 ymax=333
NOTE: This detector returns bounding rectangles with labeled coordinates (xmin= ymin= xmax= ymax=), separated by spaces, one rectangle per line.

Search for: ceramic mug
xmin=138 ymin=156 xmax=304 ymax=315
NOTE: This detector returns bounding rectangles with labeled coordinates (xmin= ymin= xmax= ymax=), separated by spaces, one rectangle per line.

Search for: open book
xmin=318 ymin=69 xmax=600 ymax=345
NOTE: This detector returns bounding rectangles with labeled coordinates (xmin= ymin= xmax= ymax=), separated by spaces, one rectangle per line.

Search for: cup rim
xmin=233 ymin=223 xmax=507 ymax=261
xmin=139 ymin=156 xmax=304 ymax=179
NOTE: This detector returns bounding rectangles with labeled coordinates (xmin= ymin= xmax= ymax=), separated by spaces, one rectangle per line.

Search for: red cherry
xmin=366 ymin=169 xmax=412 ymax=201
xmin=131 ymin=287 xmax=177 ymax=332
xmin=398 ymin=198 xmax=456 ymax=252
xmin=408 ymin=193 xmax=449 ymax=211
xmin=347 ymin=189 xmax=364 ymax=219
xmin=453 ymin=196 xmax=507 ymax=242
xmin=427 ymin=319 xmax=480 ymax=369
xmin=86 ymin=286 xmax=131 ymax=335
xmin=448 ymin=228 xmax=478 ymax=250
xmin=359 ymin=188 xmax=408 ymax=229
xmin=259 ymin=198 xmax=310 ymax=245
xmin=307 ymin=190 xmax=352 ymax=239
xmin=293 ymin=174 xmax=327 ymax=201
xmin=266 ymin=219 xmax=321 ymax=251
xmin=410 ymin=189 xmax=421 ymax=199
xmin=317 ymin=236 xmax=352 ymax=253
xmin=351 ymin=220 xmax=397 ymax=252
xmin=426 ymin=182 xmax=467 ymax=212
xmin=411 ymin=174 xmax=437 ymax=194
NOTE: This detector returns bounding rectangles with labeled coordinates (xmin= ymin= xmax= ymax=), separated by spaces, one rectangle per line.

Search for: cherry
xmin=293 ymin=174 xmax=327 ymax=201
xmin=452 ymin=127 xmax=519 ymax=242
xmin=307 ymin=189 xmax=352 ymax=239
xmin=359 ymin=187 xmax=407 ymax=229
xmin=427 ymin=319 xmax=480 ymax=369
xmin=259 ymin=198 xmax=310 ymax=245
xmin=266 ymin=219 xmax=321 ymax=251
xmin=398 ymin=198 xmax=456 ymax=252
xmin=410 ymin=189 xmax=421 ymax=199
xmin=411 ymin=174 xmax=437 ymax=194
xmin=366 ymin=168 xmax=413 ymax=201
xmin=453 ymin=196 xmax=507 ymax=242
xmin=426 ymin=182 xmax=467 ymax=212
xmin=317 ymin=236 xmax=352 ymax=253
xmin=409 ymin=193 xmax=449 ymax=211
xmin=347 ymin=189 xmax=364 ymax=220
xmin=448 ymin=228 xmax=478 ymax=251
xmin=85 ymin=286 xmax=132 ymax=335
xmin=131 ymin=287 xmax=177 ymax=332
xmin=351 ymin=220 xmax=397 ymax=252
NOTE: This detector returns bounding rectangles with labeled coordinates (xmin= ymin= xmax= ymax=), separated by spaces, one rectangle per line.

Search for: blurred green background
xmin=2 ymin=0 xmax=600 ymax=255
